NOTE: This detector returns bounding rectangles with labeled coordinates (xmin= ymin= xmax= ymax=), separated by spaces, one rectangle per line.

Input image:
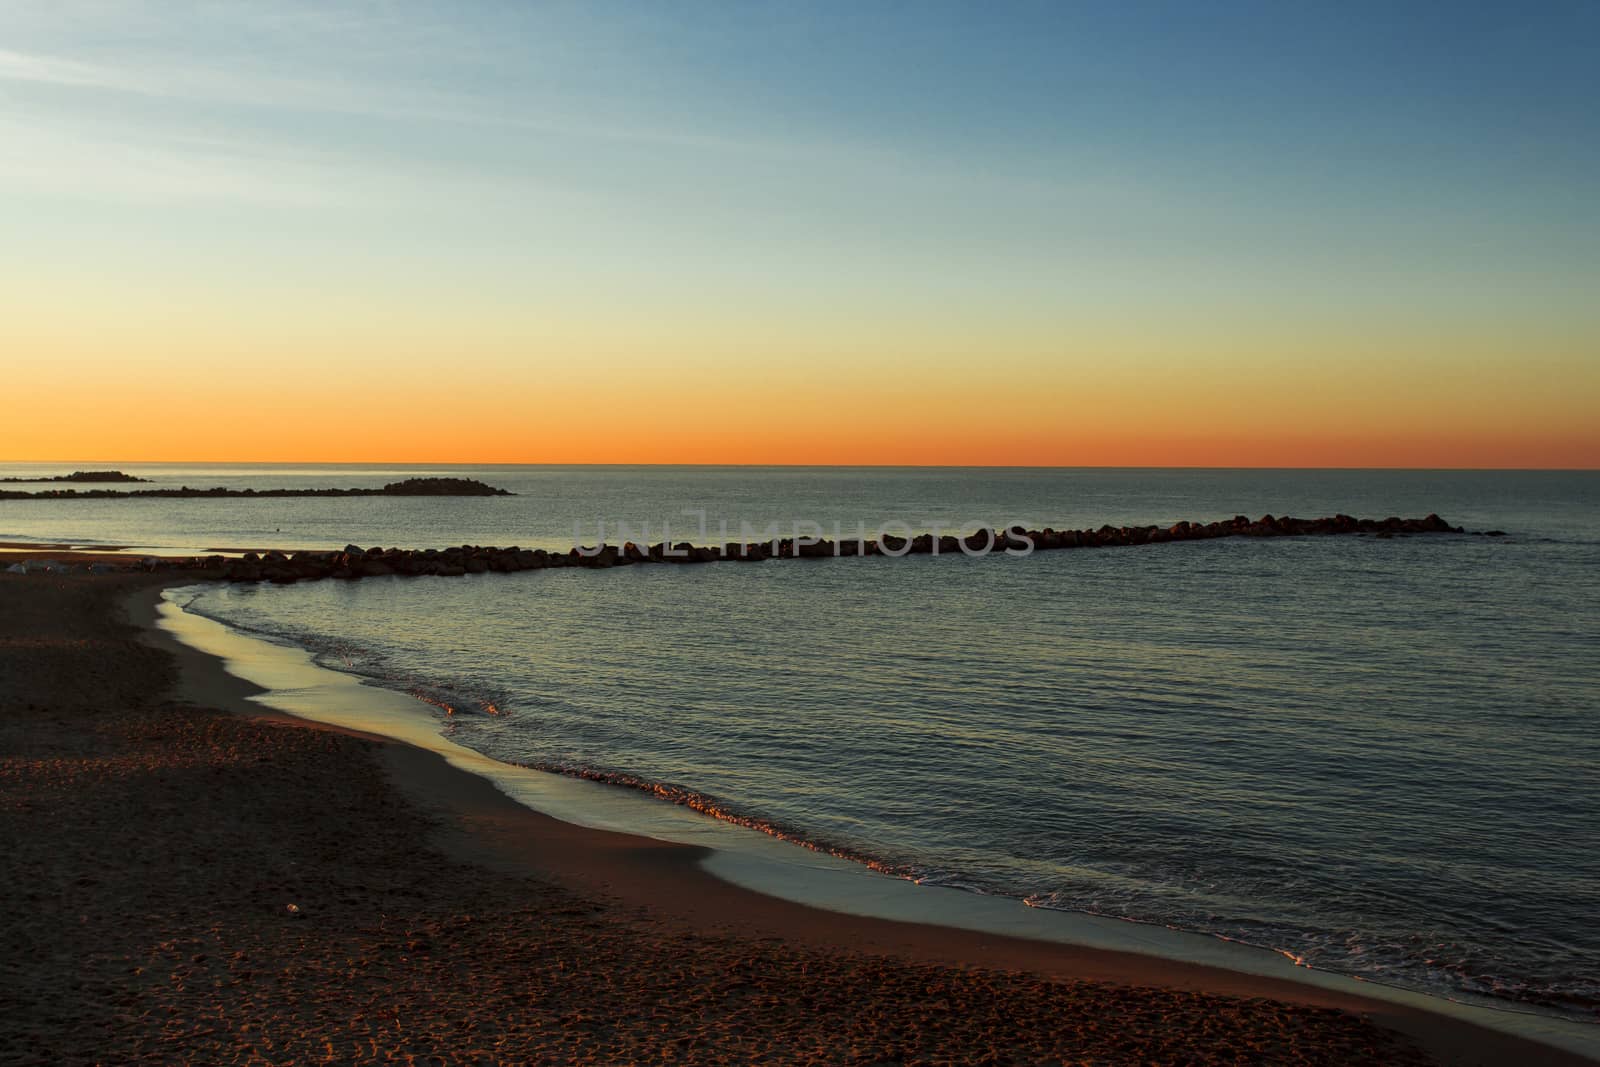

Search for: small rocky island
xmin=0 ymin=470 xmax=149 ymax=484
xmin=377 ymin=478 xmax=512 ymax=496
xmin=0 ymin=477 xmax=512 ymax=500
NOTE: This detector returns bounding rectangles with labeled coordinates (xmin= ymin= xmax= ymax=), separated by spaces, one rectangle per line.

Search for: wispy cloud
xmin=0 ymin=48 xmax=138 ymax=91
xmin=0 ymin=115 xmax=339 ymax=204
xmin=0 ymin=8 xmax=1105 ymax=215
xmin=0 ymin=43 xmax=766 ymax=156
xmin=0 ymin=45 xmax=449 ymax=123
xmin=0 ymin=39 xmax=688 ymax=206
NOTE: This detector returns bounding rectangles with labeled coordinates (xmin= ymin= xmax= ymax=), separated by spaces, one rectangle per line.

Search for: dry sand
xmin=0 ymin=570 xmax=1586 ymax=1065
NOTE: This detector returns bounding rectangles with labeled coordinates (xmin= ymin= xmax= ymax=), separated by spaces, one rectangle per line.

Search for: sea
xmin=4 ymin=463 xmax=1597 ymax=1025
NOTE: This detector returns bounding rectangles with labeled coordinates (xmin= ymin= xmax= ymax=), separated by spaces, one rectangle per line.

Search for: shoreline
xmin=1 ymin=566 xmax=1591 ymax=1063
xmin=141 ymin=577 xmax=1596 ymax=1063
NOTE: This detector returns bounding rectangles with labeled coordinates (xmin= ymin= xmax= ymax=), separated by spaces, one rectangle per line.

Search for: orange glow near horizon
xmin=4 ymin=359 xmax=1596 ymax=469
xmin=3 ymin=266 xmax=1596 ymax=470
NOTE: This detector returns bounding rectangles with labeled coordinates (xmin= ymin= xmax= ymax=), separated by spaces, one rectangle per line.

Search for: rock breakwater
xmin=201 ymin=513 xmax=1467 ymax=584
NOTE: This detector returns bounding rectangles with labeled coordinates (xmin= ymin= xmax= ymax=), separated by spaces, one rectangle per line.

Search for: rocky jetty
xmin=198 ymin=513 xmax=1469 ymax=584
xmin=0 ymin=477 xmax=511 ymax=500
xmin=0 ymin=470 xmax=148 ymax=483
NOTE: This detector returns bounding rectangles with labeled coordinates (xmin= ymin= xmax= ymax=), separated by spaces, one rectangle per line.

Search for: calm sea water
xmin=6 ymin=465 xmax=1598 ymax=1019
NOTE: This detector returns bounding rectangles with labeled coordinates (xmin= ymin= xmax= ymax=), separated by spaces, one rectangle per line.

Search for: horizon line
xmin=5 ymin=460 xmax=1598 ymax=473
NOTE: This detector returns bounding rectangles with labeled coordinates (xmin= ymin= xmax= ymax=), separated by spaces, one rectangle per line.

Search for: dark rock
xmin=378 ymin=478 xmax=511 ymax=496
xmin=963 ymin=531 xmax=995 ymax=552
xmin=0 ymin=470 xmax=149 ymax=483
xmin=3 ymin=477 xmax=511 ymax=499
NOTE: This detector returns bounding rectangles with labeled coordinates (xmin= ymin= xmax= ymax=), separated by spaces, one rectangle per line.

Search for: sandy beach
xmin=0 ymin=569 xmax=1588 ymax=1065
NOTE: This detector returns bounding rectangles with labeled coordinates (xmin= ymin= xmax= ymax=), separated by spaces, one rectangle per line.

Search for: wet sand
xmin=0 ymin=570 xmax=1588 ymax=1065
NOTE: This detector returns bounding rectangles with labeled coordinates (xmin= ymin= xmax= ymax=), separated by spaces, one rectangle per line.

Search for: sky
xmin=1 ymin=1 xmax=1596 ymax=466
